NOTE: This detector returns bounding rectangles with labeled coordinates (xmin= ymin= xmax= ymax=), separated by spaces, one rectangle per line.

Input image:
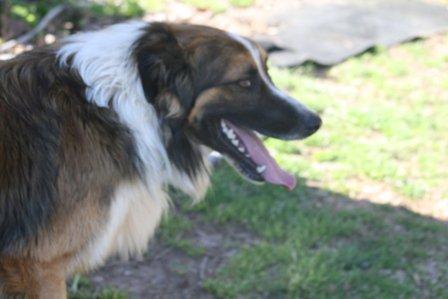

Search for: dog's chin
xmin=197 ymin=119 xmax=297 ymax=191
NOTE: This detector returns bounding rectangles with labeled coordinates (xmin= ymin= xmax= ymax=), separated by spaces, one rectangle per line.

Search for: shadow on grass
xmin=75 ymin=165 xmax=448 ymax=299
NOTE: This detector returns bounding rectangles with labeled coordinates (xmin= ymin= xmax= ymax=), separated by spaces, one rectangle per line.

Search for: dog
xmin=0 ymin=21 xmax=321 ymax=298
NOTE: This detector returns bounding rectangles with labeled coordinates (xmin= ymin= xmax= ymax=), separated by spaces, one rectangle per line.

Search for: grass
xmin=69 ymin=274 xmax=127 ymax=299
xmin=158 ymin=212 xmax=207 ymax=257
xmin=87 ymin=0 xmax=145 ymax=18
xmin=229 ymin=0 xmax=255 ymax=8
xmin=195 ymin=166 xmax=448 ymax=298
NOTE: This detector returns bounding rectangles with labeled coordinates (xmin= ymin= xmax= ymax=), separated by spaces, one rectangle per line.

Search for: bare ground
xmin=88 ymin=215 xmax=259 ymax=298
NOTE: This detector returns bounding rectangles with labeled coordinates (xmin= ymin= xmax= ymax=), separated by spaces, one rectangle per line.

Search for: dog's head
xmin=134 ymin=23 xmax=321 ymax=190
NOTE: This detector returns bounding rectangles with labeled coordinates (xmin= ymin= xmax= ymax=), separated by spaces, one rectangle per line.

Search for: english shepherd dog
xmin=0 ymin=21 xmax=321 ymax=298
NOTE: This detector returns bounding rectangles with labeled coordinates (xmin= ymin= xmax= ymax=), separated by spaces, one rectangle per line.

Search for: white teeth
xmin=221 ymin=120 xmax=228 ymax=130
xmin=221 ymin=122 xmax=237 ymax=141
xmin=220 ymin=120 xmax=246 ymax=152
xmin=256 ymin=165 xmax=266 ymax=174
xmin=227 ymin=129 xmax=235 ymax=139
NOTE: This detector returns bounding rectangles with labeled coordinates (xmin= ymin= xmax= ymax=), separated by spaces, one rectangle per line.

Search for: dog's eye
xmin=238 ymin=80 xmax=252 ymax=88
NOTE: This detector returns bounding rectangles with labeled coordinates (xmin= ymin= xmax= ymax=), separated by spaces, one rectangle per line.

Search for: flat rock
xmin=259 ymin=1 xmax=448 ymax=67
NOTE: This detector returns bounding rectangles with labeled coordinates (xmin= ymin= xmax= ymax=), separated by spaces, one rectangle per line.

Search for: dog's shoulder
xmin=0 ymin=46 xmax=140 ymax=255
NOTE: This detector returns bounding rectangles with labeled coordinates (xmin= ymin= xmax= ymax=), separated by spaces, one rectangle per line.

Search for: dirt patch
xmin=88 ymin=214 xmax=259 ymax=298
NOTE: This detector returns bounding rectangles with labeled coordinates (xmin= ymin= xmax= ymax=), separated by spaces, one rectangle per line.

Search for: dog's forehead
xmin=170 ymin=23 xmax=233 ymax=43
xmin=171 ymin=23 xmax=263 ymax=60
xmin=169 ymin=23 xmax=268 ymax=83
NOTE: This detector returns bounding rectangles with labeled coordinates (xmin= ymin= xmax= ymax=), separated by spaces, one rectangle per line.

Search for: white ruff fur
xmin=58 ymin=22 xmax=210 ymax=269
xmin=69 ymin=180 xmax=166 ymax=272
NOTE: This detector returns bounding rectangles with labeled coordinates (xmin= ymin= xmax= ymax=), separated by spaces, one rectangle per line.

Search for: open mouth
xmin=217 ymin=119 xmax=296 ymax=191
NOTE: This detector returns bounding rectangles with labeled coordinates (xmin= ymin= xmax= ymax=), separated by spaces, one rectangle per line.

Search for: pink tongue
xmin=225 ymin=121 xmax=296 ymax=191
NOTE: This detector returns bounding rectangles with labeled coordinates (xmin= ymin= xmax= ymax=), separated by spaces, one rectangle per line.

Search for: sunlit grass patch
xmin=269 ymin=35 xmax=448 ymax=200
xmin=229 ymin=0 xmax=255 ymax=8
xmin=88 ymin=0 xmax=145 ymax=18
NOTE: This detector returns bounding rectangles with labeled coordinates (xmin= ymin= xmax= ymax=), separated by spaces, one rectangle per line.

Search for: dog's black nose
xmin=304 ymin=113 xmax=322 ymax=136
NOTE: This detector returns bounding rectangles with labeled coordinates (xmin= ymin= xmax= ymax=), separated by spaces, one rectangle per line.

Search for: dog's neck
xmin=57 ymin=22 xmax=210 ymax=200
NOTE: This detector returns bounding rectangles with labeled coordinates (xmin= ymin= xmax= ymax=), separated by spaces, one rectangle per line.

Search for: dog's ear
xmin=134 ymin=23 xmax=207 ymax=179
xmin=134 ymin=23 xmax=194 ymax=125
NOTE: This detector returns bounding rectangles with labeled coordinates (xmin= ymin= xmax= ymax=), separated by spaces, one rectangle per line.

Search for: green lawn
xmin=162 ymin=34 xmax=448 ymax=298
